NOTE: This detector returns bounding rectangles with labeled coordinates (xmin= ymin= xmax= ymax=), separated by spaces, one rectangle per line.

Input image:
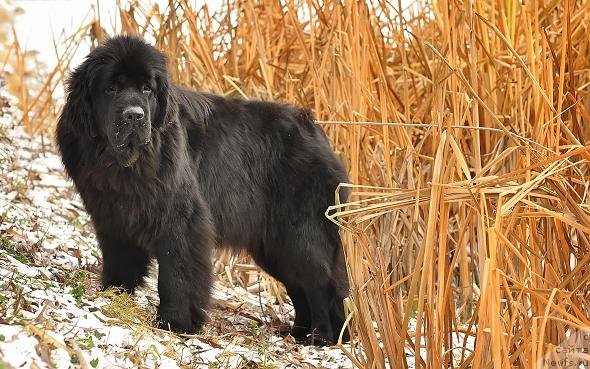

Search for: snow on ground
xmin=0 ymin=78 xmax=354 ymax=369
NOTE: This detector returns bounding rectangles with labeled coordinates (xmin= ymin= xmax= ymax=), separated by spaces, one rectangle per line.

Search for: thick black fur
xmin=56 ymin=35 xmax=349 ymax=345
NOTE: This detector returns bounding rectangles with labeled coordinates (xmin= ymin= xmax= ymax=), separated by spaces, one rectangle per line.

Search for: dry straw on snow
xmin=13 ymin=0 xmax=590 ymax=368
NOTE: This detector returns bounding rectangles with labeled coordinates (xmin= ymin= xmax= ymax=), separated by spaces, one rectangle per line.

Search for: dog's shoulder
xmin=174 ymin=87 xmax=212 ymax=126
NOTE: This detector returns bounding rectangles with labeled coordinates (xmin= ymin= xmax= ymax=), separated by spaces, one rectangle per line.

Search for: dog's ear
xmin=58 ymin=60 xmax=98 ymax=139
xmin=56 ymin=59 xmax=100 ymax=179
xmin=154 ymin=72 xmax=178 ymax=128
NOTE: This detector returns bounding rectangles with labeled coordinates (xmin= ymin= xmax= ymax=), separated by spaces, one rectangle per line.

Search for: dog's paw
xmin=189 ymin=303 xmax=209 ymax=330
xmin=156 ymin=305 xmax=196 ymax=334
xmin=290 ymin=325 xmax=311 ymax=343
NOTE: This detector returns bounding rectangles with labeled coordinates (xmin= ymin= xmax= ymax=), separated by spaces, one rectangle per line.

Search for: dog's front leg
xmin=154 ymin=214 xmax=213 ymax=334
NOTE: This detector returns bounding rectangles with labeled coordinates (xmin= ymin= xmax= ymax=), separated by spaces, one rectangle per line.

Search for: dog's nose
xmin=122 ymin=106 xmax=144 ymax=122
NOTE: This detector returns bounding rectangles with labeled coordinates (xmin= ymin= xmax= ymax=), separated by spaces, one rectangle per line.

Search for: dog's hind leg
xmin=303 ymin=283 xmax=337 ymax=345
xmin=285 ymin=285 xmax=312 ymax=341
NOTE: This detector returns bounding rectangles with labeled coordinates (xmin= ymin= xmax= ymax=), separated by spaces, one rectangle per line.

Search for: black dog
xmin=56 ymin=35 xmax=349 ymax=345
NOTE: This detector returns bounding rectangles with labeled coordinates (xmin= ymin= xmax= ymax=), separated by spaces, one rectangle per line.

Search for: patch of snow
xmin=0 ymin=325 xmax=52 ymax=368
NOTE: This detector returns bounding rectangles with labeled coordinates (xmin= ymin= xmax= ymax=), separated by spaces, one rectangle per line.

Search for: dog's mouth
xmin=113 ymin=143 xmax=140 ymax=168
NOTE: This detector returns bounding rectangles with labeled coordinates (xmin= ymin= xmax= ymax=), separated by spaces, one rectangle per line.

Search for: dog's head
xmin=60 ymin=35 xmax=176 ymax=167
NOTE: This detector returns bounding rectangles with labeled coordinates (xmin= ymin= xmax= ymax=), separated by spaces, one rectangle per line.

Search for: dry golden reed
xmin=15 ymin=0 xmax=590 ymax=368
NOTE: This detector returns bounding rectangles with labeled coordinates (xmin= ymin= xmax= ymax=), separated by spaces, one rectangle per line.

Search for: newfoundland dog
xmin=56 ymin=35 xmax=349 ymax=345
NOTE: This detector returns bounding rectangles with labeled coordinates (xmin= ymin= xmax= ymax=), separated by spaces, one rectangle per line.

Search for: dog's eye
xmin=105 ymin=86 xmax=118 ymax=94
xmin=142 ymin=84 xmax=152 ymax=93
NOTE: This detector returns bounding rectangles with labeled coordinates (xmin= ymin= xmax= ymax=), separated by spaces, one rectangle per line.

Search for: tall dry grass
xmin=16 ymin=0 xmax=590 ymax=367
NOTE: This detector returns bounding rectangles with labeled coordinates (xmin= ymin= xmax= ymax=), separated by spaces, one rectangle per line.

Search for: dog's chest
xmin=82 ymin=179 xmax=175 ymax=236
